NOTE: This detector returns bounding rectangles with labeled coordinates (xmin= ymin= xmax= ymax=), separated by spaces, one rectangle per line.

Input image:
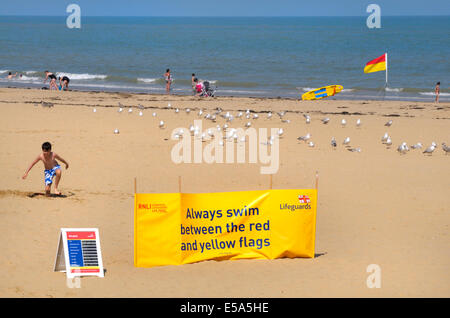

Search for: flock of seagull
xmin=104 ymin=102 xmax=450 ymax=155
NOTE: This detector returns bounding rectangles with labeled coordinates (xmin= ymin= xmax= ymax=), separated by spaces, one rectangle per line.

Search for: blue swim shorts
xmin=44 ymin=165 xmax=61 ymax=185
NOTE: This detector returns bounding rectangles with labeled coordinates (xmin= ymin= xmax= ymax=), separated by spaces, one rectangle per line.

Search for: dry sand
xmin=0 ymin=87 xmax=449 ymax=297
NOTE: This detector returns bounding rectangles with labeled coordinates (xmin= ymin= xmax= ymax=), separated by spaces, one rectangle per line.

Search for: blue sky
xmin=1 ymin=0 xmax=449 ymax=16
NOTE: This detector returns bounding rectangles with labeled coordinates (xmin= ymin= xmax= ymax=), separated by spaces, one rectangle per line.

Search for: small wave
xmin=19 ymin=75 xmax=40 ymax=81
xmin=137 ymin=77 xmax=158 ymax=83
xmin=419 ymin=91 xmax=450 ymax=96
xmin=0 ymin=70 xmax=8 ymax=74
xmin=299 ymin=87 xmax=354 ymax=93
xmin=300 ymin=87 xmax=316 ymax=92
xmin=56 ymin=72 xmax=107 ymax=80
xmin=385 ymin=87 xmax=403 ymax=92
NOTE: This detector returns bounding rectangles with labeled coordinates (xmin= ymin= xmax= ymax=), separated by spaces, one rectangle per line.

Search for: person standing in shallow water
xmin=435 ymin=82 xmax=440 ymax=103
xmin=164 ymin=69 xmax=172 ymax=94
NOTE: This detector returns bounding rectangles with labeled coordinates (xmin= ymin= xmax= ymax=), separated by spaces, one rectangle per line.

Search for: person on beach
xmin=58 ymin=75 xmax=70 ymax=91
xmin=191 ymin=73 xmax=197 ymax=95
xmin=193 ymin=78 xmax=205 ymax=96
xmin=22 ymin=142 xmax=69 ymax=196
xmin=164 ymin=69 xmax=172 ymax=94
xmin=6 ymin=72 xmax=17 ymax=79
xmin=435 ymin=82 xmax=440 ymax=103
xmin=7 ymin=72 xmax=17 ymax=79
xmin=44 ymin=71 xmax=59 ymax=90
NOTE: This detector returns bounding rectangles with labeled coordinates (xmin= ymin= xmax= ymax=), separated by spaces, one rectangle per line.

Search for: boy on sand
xmin=22 ymin=142 xmax=69 ymax=196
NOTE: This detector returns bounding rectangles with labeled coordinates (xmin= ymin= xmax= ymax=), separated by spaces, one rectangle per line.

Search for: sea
xmin=0 ymin=16 xmax=449 ymax=101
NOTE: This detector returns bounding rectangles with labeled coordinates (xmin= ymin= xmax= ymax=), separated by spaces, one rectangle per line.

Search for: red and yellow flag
xmin=364 ymin=53 xmax=387 ymax=73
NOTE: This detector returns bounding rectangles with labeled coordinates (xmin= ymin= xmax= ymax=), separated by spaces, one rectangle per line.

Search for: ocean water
xmin=0 ymin=16 xmax=449 ymax=101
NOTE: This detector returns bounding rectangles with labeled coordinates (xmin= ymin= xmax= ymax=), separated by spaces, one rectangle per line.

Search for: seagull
xmin=118 ymin=107 xmax=123 ymax=113
xmin=423 ymin=142 xmax=436 ymax=155
xmin=253 ymin=114 xmax=259 ymax=119
xmin=343 ymin=137 xmax=350 ymax=145
xmin=411 ymin=143 xmax=422 ymax=149
xmin=175 ymin=108 xmax=179 ymax=113
xmin=207 ymin=129 xmax=214 ymax=137
xmin=397 ymin=142 xmax=409 ymax=154
xmin=308 ymin=141 xmax=315 ymax=147
xmin=198 ymin=109 xmax=203 ymax=117
xmin=159 ymin=120 xmax=165 ymax=128
xmin=304 ymin=114 xmax=311 ymax=124
xmin=93 ymin=108 xmax=97 ymax=113
xmin=186 ymin=108 xmax=191 ymax=114
xmin=381 ymin=132 xmax=389 ymax=143
xmin=237 ymin=111 xmax=243 ymax=118
xmin=281 ymin=119 xmax=291 ymax=124
xmin=211 ymin=115 xmax=217 ymax=122
xmin=246 ymin=113 xmax=251 ymax=119
xmin=128 ymin=108 xmax=133 ymax=113
xmin=341 ymin=119 xmax=347 ymax=127
xmin=223 ymin=124 xmax=229 ymax=130
xmin=348 ymin=147 xmax=361 ymax=153
xmin=152 ymin=112 xmax=157 ymax=117
xmin=138 ymin=104 xmax=144 ymax=110
xmin=385 ymin=120 xmax=393 ymax=127
xmin=277 ymin=128 xmax=284 ymax=137
xmin=277 ymin=111 xmax=286 ymax=118
xmin=442 ymin=143 xmax=450 ymax=154
xmin=189 ymin=125 xmax=195 ymax=134
xmin=267 ymin=112 xmax=272 ymax=119
xmin=356 ymin=119 xmax=361 ymax=127
xmin=245 ymin=122 xmax=251 ymax=128
xmin=227 ymin=115 xmax=234 ymax=122
xmin=386 ymin=137 xmax=392 ymax=146
xmin=297 ymin=133 xmax=311 ymax=142
xmin=139 ymin=111 xmax=143 ymax=116
xmin=321 ymin=117 xmax=330 ymax=124
xmin=331 ymin=137 xmax=337 ymax=148
xmin=167 ymin=103 xmax=172 ymax=108
xmin=114 ymin=129 xmax=120 ymax=134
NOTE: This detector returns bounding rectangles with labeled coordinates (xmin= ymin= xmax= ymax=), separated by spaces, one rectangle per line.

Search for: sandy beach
xmin=0 ymin=87 xmax=449 ymax=297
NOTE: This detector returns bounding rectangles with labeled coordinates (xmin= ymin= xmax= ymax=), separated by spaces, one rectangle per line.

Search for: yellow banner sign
xmin=134 ymin=189 xmax=317 ymax=267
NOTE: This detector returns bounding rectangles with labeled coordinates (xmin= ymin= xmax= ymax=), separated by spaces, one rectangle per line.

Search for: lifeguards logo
xmin=138 ymin=203 xmax=168 ymax=213
xmin=279 ymin=194 xmax=312 ymax=211
xmin=298 ymin=195 xmax=311 ymax=204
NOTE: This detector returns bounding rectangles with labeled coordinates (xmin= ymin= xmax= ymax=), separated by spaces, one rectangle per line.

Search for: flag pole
xmin=385 ymin=52 xmax=388 ymax=88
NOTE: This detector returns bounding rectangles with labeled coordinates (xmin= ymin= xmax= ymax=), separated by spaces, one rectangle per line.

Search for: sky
xmin=0 ymin=0 xmax=449 ymax=16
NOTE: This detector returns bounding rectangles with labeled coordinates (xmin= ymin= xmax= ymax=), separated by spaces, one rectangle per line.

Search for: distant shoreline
xmin=0 ymin=83 xmax=444 ymax=103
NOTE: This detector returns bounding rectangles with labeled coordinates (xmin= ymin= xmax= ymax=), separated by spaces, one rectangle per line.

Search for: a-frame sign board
xmin=54 ymin=228 xmax=104 ymax=278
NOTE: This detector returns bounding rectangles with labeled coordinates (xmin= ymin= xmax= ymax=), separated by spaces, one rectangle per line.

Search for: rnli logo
xmin=298 ymin=195 xmax=311 ymax=204
xmin=138 ymin=203 xmax=168 ymax=213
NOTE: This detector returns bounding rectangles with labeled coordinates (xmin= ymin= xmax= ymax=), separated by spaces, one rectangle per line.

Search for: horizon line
xmin=1 ymin=14 xmax=449 ymax=17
